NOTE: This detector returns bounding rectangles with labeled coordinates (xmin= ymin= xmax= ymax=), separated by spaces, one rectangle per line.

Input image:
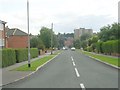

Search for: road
xmin=3 ymin=50 xmax=118 ymax=89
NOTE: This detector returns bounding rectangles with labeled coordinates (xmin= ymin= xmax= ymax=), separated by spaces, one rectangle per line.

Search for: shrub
xmin=2 ymin=49 xmax=16 ymax=67
xmin=15 ymin=48 xmax=38 ymax=63
xmin=87 ymin=46 xmax=92 ymax=52
xmin=96 ymin=41 xmax=103 ymax=53
xmin=30 ymin=48 xmax=38 ymax=58
xmin=100 ymin=40 xmax=119 ymax=55
xmin=15 ymin=48 xmax=28 ymax=63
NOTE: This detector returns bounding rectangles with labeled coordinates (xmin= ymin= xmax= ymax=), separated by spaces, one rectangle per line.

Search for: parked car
xmin=71 ymin=47 xmax=75 ymax=51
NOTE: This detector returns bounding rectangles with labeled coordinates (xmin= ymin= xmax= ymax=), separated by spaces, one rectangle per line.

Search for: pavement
xmin=2 ymin=50 xmax=119 ymax=89
xmin=1 ymin=51 xmax=53 ymax=86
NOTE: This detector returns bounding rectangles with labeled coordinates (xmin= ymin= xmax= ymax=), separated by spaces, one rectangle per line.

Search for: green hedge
xmin=96 ymin=41 xmax=103 ymax=53
xmin=96 ymin=40 xmax=119 ymax=54
xmin=16 ymin=48 xmax=38 ymax=63
xmin=2 ymin=48 xmax=39 ymax=67
xmin=30 ymin=48 xmax=39 ymax=58
xmin=15 ymin=48 xmax=28 ymax=63
xmin=2 ymin=49 xmax=16 ymax=67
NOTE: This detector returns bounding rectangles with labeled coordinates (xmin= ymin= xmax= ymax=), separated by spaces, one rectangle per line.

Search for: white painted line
xmin=71 ymin=56 xmax=74 ymax=62
xmin=72 ymin=61 xmax=76 ymax=66
xmin=80 ymin=83 xmax=85 ymax=90
xmin=74 ymin=68 xmax=80 ymax=77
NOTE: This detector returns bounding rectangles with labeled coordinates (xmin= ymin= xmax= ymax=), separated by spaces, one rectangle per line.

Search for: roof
xmin=7 ymin=28 xmax=28 ymax=36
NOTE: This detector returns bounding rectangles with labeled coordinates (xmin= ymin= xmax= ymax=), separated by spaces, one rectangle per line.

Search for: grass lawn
xmin=80 ymin=51 xmax=119 ymax=67
xmin=14 ymin=50 xmax=62 ymax=71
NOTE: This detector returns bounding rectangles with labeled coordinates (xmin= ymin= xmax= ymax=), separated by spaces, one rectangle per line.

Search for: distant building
xmin=64 ymin=37 xmax=74 ymax=48
xmin=74 ymin=28 xmax=93 ymax=40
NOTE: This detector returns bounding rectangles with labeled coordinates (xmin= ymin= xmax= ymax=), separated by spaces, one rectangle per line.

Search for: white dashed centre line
xmin=80 ymin=83 xmax=85 ymax=90
xmin=72 ymin=61 xmax=76 ymax=66
xmin=74 ymin=68 xmax=80 ymax=77
xmin=71 ymin=56 xmax=74 ymax=62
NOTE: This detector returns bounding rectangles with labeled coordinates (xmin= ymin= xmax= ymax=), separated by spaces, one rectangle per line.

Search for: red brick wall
xmin=7 ymin=36 xmax=28 ymax=48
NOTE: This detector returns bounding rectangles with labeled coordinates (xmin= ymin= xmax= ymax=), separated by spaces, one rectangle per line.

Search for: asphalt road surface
xmin=3 ymin=50 xmax=118 ymax=88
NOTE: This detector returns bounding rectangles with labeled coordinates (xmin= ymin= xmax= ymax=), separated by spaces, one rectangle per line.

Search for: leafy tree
xmin=30 ymin=36 xmax=38 ymax=48
xmin=30 ymin=36 xmax=45 ymax=50
xmin=40 ymin=27 xmax=52 ymax=49
xmin=73 ymin=39 xmax=81 ymax=49
xmin=80 ymin=33 xmax=92 ymax=41
xmin=98 ymin=23 xmax=120 ymax=41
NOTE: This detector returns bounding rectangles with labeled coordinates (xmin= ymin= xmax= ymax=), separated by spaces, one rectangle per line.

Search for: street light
xmin=51 ymin=23 xmax=53 ymax=55
xmin=27 ymin=0 xmax=31 ymax=67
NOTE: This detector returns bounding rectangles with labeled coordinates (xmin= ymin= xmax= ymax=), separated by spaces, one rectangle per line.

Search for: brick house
xmin=6 ymin=28 xmax=28 ymax=48
xmin=0 ymin=20 xmax=6 ymax=48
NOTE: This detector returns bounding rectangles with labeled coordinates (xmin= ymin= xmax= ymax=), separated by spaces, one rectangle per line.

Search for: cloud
xmin=0 ymin=0 xmax=119 ymax=35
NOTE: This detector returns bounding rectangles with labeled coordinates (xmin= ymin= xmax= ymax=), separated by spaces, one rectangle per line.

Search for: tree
xmin=30 ymin=36 xmax=45 ymax=50
xmin=30 ymin=36 xmax=38 ymax=48
xmin=98 ymin=23 xmax=120 ymax=41
xmin=73 ymin=39 xmax=81 ymax=49
xmin=80 ymin=33 xmax=92 ymax=41
xmin=39 ymin=27 xmax=52 ymax=49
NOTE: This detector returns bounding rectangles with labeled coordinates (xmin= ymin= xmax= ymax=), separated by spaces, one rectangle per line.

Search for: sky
xmin=0 ymin=0 xmax=119 ymax=35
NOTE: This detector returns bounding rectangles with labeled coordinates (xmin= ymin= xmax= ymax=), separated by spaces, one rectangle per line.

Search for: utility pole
xmin=27 ymin=0 xmax=31 ymax=67
xmin=51 ymin=23 xmax=53 ymax=55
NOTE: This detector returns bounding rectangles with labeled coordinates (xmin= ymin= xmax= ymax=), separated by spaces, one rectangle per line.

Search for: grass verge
xmin=14 ymin=50 xmax=62 ymax=71
xmin=80 ymin=50 xmax=119 ymax=67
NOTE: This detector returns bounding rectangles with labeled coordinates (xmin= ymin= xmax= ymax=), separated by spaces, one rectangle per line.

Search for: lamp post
xmin=51 ymin=23 xmax=53 ymax=55
xmin=27 ymin=0 xmax=31 ymax=67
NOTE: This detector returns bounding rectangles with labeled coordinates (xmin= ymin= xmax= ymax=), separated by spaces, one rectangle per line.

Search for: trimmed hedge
xmin=96 ymin=41 xmax=103 ymax=53
xmin=2 ymin=48 xmax=39 ymax=67
xmin=30 ymin=48 xmax=39 ymax=58
xmin=16 ymin=48 xmax=38 ymax=63
xmin=96 ymin=40 xmax=120 ymax=55
xmin=15 ymin=48 xmax=28 ymax=63
xmin=2 ymin=49 xmax=16 ymax=67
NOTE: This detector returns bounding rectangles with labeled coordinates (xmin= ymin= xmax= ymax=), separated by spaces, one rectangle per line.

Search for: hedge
xmin=96 ymin=41 xmax=103 ymax=53
xmin=30 ymin=48 xmax=39 ymax=58
xmin=2 ymin=49 xmax=16 ymax=67
xmin=96 ymin=40 xmax=120 ymax=55
xmin=15 ymin=48 xmax=28 ymax=63
xmin=16 ymin=48 xmax=38 ymax=63
xmin=2 ymin=48 xmax=39 ymax=67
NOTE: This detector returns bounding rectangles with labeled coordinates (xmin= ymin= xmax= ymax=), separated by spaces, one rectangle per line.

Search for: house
xmin=6 ymin=28 xmax=28 ymax=48
xmin=0 ymin=20 xmax=7 ymax=48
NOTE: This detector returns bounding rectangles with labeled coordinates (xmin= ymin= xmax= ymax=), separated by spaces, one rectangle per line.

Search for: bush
xmin=30 ymin=48 xmax=38 ymax=58
xmin=96 ymin=41 xmax=103 ymax=53
xmin=87 ymin=46 xmax=92 ymax=52
xmin=15 ymin=48 xmax=28 ymax=63
xmin=98 ymin=40 xmax=120 ymax=55
xmin=2 ymin=49 xmax=16 ymax=67
xmin=16 ymin=48 xmax=38 ymax=63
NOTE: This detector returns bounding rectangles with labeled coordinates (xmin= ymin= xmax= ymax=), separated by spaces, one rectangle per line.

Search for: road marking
xmin=80 ymin=83 xmax=85 ymax=90
xmin=74 ymin=68 xmax=80 ymax=77
xmin=72 ymin=61 xmax=76 ymax=66
xmin=71 ymin=56 xmax=74 ymax=61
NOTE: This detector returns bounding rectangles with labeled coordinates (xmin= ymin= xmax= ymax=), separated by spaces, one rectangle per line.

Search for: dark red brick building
xmin=6 ymin=28 xmax=28 ymax=48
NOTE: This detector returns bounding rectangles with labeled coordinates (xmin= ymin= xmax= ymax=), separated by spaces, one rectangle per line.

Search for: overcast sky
xmin=0 ymin=0 xmax=119 ymax=35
